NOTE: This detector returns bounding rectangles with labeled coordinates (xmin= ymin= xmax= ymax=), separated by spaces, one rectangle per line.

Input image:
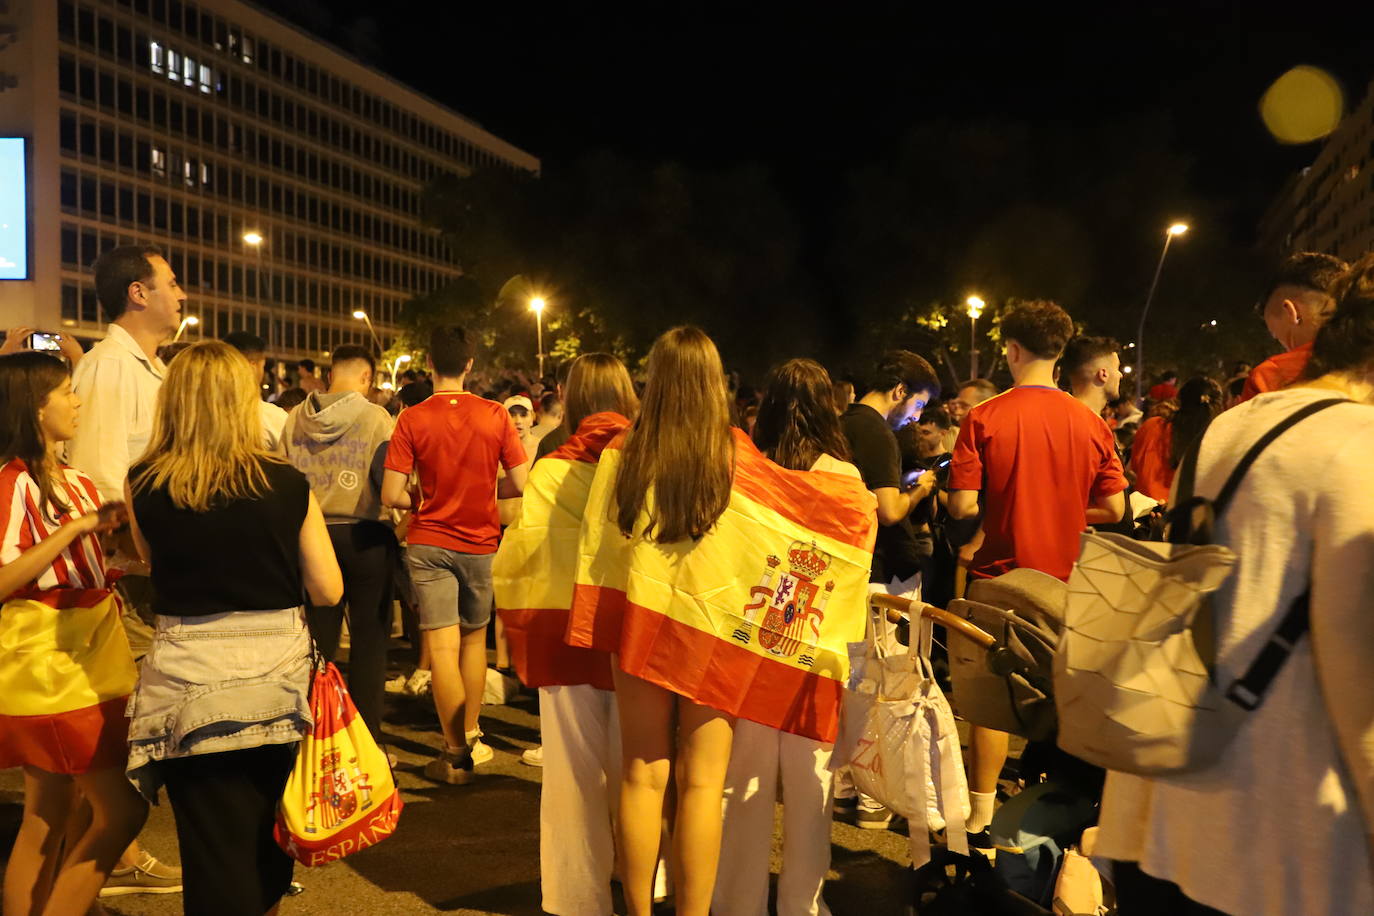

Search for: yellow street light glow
xmin=395 ymin=354 xmax=412 ymax=364
xmin=1122 ymin=365 xmax=1133 ymax=373
xmin=1167 ymin=223 xmax=1189 ymax=237
xmin=530 ymin=296 xmax=546 ymax=314
xmin=966 ymin=295 xmax=985 ymax=319
xmin=185 ymin=315 xmax=199 ymax=326
xmin=242 ymin=231 xmax=264 ymax=245
xmin=353 ymin=310 xmax=367 ymax=320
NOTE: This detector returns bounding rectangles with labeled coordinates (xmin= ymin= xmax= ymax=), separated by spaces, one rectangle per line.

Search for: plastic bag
xmin=274 ymin=661 xmax=403 ymax=865
xmin=848 ymin=614 xmax=969 ymax=866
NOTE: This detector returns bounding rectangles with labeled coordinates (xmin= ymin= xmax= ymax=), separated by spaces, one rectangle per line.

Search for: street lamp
xmin=530 ymin=296 xmax=547 ymax=377
xmin=389 ymin=353 xmax=412 ymax=385
xmin=353 ymin=309 xmax=383 ymax=354
xmin=1135 ymin=222 xmax=1189 ymax=401
xmin=966 ymin=295 xmax=985 ymax=378
xmin=173 ymin=314 xmax=199 ymax=342
xmin=242 ymin=230 xmax=268 ymax=354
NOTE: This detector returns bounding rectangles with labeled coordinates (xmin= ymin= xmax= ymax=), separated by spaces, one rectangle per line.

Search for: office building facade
xmin=0 ymin=0 xmax=538 ymax=359
xmin=1259 ymin=79 xmax=1374 ymax=263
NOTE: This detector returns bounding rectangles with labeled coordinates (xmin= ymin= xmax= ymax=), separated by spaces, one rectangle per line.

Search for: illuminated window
xmin=149 ymin=40 xmax=164 ymax=74
xmin=151 ymin=146 xmax=165 ymax=176
xmin=241 ymin=36 xmax=254 ymax=64
xmin=183 ymin=55 xmax=195 ymax=87
xmin=167 ymin=49 xmax=180 ymax=81
xmin=199 ymin=63 xmax=211 ymax=93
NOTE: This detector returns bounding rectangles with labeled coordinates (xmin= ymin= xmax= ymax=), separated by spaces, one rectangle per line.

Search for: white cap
xmin=503 ymin=395 xmax=534 ymax=413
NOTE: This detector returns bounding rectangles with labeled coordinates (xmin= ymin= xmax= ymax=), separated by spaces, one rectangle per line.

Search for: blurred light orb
xmin=1260 ymin=66 xmax=1344 ymax=144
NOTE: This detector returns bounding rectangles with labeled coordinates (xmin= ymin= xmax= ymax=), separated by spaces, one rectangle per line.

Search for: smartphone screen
xmin=30 ymin=332 xmax=60 ymax=351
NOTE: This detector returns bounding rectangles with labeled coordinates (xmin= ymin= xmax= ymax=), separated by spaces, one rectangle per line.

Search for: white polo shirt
xmin=68 ymin=323 xmax=166 ymax=502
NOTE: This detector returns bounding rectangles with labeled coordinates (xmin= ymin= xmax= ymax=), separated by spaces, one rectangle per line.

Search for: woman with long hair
xmin=0 ymin=352 xmax=147 ymax=916
xmin=122 ymin=341 xmax=342 ymax=916
xmin=494 ymin=352 xmax=640 ymax=916
xmin=714 ymin=358 xmax=860 ymax=916
xmin=1129 ymin=376 xmax=1222 ymax=502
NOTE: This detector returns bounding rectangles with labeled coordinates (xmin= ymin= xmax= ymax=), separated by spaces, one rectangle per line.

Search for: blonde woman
xmin=122 ymin=341 xmax=342 ymax=916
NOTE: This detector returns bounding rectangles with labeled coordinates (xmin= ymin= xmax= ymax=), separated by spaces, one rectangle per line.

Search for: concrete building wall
xmin=1261 ymin=79 xmax=1374 ymax=264
xmin=1 ymin=0 xmax=537 ymax=363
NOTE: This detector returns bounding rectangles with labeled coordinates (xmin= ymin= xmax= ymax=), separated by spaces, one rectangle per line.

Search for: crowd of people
xmin=0 ymin=242 xmax=1371 ymax=916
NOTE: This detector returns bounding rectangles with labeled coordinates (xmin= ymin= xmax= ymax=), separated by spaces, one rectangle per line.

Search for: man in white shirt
xmin=224 ymin=330 xmax=288 ymax=449
xmin=69 ymin=246 xmax=184 ymax=501
xmin=67 ymin=244 xmax=186 ymax=898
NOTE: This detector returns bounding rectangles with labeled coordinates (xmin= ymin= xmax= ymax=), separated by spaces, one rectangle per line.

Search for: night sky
xmin=257 ymin=2 xmax=1370 ymax=245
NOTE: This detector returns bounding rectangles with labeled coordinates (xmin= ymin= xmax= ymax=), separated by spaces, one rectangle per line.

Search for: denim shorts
xmin=125 ymin=606 xmax=312 ymax=801
xmin=405 ymin=544 xmax=494 ymax=631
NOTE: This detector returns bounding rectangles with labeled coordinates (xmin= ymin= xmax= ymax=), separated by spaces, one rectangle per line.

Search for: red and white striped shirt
xmin=0 ymin=458 xmax=109 ymax=599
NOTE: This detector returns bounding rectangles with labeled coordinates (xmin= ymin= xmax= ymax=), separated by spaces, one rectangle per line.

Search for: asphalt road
xmin=0 ymin=655 xmax=915 ymax=916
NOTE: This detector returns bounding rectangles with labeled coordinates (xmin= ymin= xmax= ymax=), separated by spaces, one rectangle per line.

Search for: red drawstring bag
xmin=274 ymin=660 xmax=403 ymax=865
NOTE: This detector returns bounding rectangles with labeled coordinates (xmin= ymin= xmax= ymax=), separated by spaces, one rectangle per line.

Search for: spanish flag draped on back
xmin=567 ymin=427 xmax=877 ymax=743
xmin=492 ymin=412 xmax=631 ymax=691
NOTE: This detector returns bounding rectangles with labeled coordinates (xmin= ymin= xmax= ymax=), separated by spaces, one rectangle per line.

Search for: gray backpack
xmin=1053 ymin=399 xmax=1345 ymax=775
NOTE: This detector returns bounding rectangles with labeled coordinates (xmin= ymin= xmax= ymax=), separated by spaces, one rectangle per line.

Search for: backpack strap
xmin=1225 ymin=591 xmax=1310 ymax=710
xmin=1209 ymin=398 xmax=1348 ymax=517
xmin=1169 ymin=398 xmax=1346 ymax=545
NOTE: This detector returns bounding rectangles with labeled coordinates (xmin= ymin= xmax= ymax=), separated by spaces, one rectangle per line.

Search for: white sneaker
xmin=520 ymin=746 xmax=543 ymax=767
xmin=384 ymin=673 xmax=409 ymax=694
xmin=470 ymin=737 xmax=494 ymax=766
xmin=403 ymin=668 xmax=432 ymax=696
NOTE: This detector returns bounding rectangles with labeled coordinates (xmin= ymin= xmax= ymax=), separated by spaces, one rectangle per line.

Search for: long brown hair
xmin=132 ymin=340 xmax=281 ymax=511
xmin=0 ymin=352 xmax=73 ymax=517
xmin=614 ymin=327 xmax=734 ymax=542
xmin=564 ymin=353 xmax=639 ymax=432
xmin=753 ymin=359 xmax=851 ymax=471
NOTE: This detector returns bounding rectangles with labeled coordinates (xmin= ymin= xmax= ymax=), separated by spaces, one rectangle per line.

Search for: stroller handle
xmin=869 ymin=593 xmax=997 ymax=649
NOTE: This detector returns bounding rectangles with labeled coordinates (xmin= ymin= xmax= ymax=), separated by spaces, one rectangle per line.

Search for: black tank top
xmin=130 ymin=458 xmax=309 ymax=616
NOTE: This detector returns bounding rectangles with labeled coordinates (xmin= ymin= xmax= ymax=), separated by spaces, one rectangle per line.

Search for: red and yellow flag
xmin=492 ymin=412 xmax=632 ymax=691
xmin=567 ymin=428 xmax=877 ymax=743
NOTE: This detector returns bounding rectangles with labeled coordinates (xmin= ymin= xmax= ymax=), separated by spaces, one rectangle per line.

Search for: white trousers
xmin=713 ymin=719 xmax=836 ymax=916
xmin=539 ymin=684 xmax=621 ymax=916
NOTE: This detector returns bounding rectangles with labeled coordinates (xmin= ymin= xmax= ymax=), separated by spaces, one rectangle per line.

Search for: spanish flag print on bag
xmin=275 ymin=661 xmax=402 ymax=866
xmin=493 ymin=412 xmax=630 ymax=691
xmin=567 ymin=428 xmax=878 ymax=743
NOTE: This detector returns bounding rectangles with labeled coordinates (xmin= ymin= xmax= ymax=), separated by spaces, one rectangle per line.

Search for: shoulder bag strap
xmin=1216 ymin=397 xmax=1346 ymax=711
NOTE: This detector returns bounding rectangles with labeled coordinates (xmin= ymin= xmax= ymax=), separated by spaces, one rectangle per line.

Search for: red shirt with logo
xmin=385 ymin=391 xmax=527 ymax=554
xmin=1238 ymin=342 xmax=1312 ymax=403
xmin=949 ymin=386 xmax=1127 ymax=581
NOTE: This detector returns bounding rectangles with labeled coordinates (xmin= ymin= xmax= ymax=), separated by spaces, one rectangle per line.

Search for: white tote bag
xmin=847 ymin=613 xmax=969 ymax=866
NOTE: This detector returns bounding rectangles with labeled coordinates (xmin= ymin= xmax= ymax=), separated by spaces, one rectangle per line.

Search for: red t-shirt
xmin=385 ymin=391 xmax=527 ymax=554
xmin=1238 ymin=342 xmax=1312 ymax=403
xmin=949 ymin=386 xmax=1127 ymax=582
xmin=1129 ymin=416 xmax=1174 ymax=502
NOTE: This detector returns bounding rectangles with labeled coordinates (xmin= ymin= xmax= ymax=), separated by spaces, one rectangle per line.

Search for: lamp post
xmin=353 ymin=309 xmax=383 ymax=354
xmin=389 ymin=353 xmax=411 ymax=384
xmin=966 ymin=295 xmax=985 ymax=379
xmin=172 ymin=314 xmax=199 ymax=342
xmin=530 ymin=296 xmax=546 ymax=377
xmin=1136 ymin=222 xmax=1189 ymax=401
xmin=242 ymin=230 xmax=266 ymax=353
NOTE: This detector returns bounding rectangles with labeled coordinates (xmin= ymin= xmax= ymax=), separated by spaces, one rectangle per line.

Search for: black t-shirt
xmin=840 ymin=403 xmax=928 ymax=584
xmin=131 ymin=457 xmax=310 ymax=616
xmin=534 ymin=424 xmax=570 ymax=463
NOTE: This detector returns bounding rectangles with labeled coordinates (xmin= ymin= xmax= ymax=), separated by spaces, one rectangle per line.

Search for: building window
xmin=183 ymin=55 xmax=195 ymax=88
xmin=150 ymin=40 xmax=164 ymax=74
xmin=167 ymin=49 xmax=180 ymax=82
xmin=199 ymin=63 xmax=212 ymax=94
xmin=151 ymin=146 xmax=166 ymax=176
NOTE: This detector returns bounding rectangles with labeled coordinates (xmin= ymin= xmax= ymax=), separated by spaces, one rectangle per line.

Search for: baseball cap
xmin=503 ymin=395 xmax=533 ymax=413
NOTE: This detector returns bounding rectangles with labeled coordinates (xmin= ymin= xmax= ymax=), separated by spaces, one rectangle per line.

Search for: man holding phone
xmin=837 ymin=349 xmax=942 ymax=829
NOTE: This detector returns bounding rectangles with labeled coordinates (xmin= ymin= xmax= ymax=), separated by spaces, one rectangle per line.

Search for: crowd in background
xmin=0 ymin=243 xmax=1372 ymax=916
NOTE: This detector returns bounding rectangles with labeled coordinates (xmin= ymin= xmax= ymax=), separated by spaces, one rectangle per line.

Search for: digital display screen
xmin=0 ymin=139 xmax=28 ymax=280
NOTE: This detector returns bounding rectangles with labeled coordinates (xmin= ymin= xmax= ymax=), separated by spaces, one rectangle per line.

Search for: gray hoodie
xmin=282 ymin=390 xmax=394 ymax=526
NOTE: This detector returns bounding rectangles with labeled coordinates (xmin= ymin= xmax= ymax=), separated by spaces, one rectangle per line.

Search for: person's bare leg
xmin=613 ymin=667 xmax=675 ymax=916
xmin=671 ymin=699 xmax=735 ymax=916
xmin=426 ymin=623 xmax=465 ymax=750
xmin=459 ymin=624 xmax=489 ymax=735
xmin=966 ymin=725 xmax=1009 ymax=833
xmin=3 ymin=768 xmax=75 ymax=916
xmin=42 ymin=768 xmax=147 ymax=916
xmin=418 ymin=627 xmax=432 ymax=672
